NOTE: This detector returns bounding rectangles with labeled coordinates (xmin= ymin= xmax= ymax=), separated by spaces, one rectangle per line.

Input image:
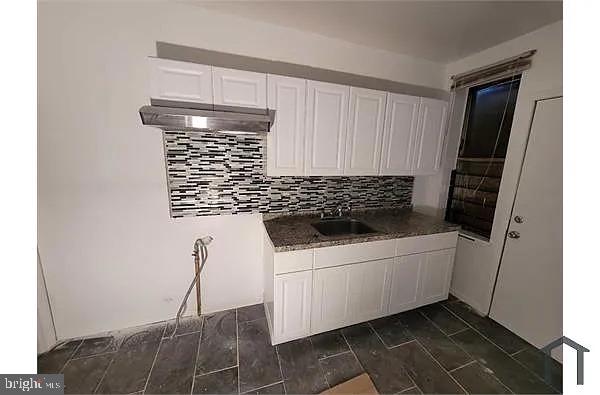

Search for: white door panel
xmin=267 ymin=75 xmax=306 ymax=176
xmin=379 ymin=93 xmax=420 ymax=175
xmin=149 ymin=58 xmax=213 ymax=104
xmin=413 ymin=98 xmax=448 ymax=175
xmin=305 ymin=81 xmax=349 ymax=175
xmin=490 ymin=97 xmax=562 ymax=356
xmin=389 ymin=254 xmax=422 ymax=314
xmin=344 ymin=87 xmax=386 ymax=175
xmin=213 ymin=67 xmax=267 ymax=108
xmin=274 ymin=271 xmax=312 ymax=342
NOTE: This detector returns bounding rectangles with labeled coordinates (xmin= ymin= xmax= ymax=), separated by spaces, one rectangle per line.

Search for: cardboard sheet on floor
xmin=321 ymin=373 xmax=378 ymax=394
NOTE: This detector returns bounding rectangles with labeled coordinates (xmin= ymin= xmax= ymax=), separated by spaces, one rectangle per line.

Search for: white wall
xmin=442 ymin=21 xmax=562 ymax=313
xmin=38 ymin=1 xmax=445 ymax=340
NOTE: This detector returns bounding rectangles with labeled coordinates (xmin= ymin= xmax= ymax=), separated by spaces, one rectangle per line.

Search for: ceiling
xmin=193 ymin=1 xmax=562 ymax=63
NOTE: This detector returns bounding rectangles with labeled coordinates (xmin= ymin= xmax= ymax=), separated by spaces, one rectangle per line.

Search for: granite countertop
xmin=263 ymin=208 xmax=460 ymax=252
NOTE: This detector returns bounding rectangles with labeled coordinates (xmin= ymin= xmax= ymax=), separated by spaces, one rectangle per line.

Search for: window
xmin=445 ymin=76 xmax=521 ymax=239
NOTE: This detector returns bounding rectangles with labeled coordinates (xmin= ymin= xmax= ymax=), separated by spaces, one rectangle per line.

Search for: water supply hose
xmin=168 ymin=236 xmax=213 ymax=338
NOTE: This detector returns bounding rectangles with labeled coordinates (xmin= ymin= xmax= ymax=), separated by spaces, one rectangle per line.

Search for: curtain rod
xmin=450 ymin=49 xmax=537 ymax=81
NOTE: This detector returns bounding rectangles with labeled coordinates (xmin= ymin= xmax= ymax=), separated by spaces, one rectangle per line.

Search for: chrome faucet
xmin=320 ymin=204 xmax=351 ymax=219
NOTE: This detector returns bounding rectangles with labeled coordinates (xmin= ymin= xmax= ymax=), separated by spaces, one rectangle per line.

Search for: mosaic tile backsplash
xmin=164 ymin=131 xmax=414 ymax=217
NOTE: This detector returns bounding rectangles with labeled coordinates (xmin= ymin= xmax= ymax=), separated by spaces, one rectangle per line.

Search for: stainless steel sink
xmin=311 ymin=218 xmax=378 ymax=236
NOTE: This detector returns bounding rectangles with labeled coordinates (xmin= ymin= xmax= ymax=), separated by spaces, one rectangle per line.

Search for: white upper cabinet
xmin=305 ymin=81 xmax=350 ymax=175
xmin=149 ymin=58 xmax=213 ymax=104
xmin=379 ymin=93 xmax=420 ymax=175
xmin=344 ymin=88 xmax=387 ymax=175
xmin=412 ymin=98 xmax=448 ymax=175
xmin=267 ymin=75 xmax=306 ymax=176
xmin=212 ymin=67 xmax=267 ymax=108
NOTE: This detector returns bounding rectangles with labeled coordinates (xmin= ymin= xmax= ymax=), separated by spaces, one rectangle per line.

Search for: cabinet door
xmin=348 ymin=259 xmax=393 ymax=322
xmin=305 ymin=81 xmax=350 ymax=175
xmin=412 ymin=98 xmax=448 ymax=175
xmin=420 ymin=249 xmax=455 ymax=304
xmin=266 ymin=75 xmax=306 ymax=176
xmin=273 ymin=271 xmax=312 ymax=344
xmin=389 ymin=254 xmax=423 ymax=314
xmin=212 ymin=67 xmax=267 ymax=108
xmin=149 ymin=58 xmax=213 ymax=104
xmin=311 ymin=265 xmax=352 ymax=333
xmin=344 ymin=87 xmax=387 ymax=175
xmin=379 ymin=93 xmax=420 ymax=175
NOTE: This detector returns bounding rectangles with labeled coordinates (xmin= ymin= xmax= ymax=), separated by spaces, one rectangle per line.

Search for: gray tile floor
xmin=38 ymin=297 xmax=562 ymax=394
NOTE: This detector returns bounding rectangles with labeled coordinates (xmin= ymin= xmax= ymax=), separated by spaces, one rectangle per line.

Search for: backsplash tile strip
xmin=164 ymin=131 xmax=413 ymax=217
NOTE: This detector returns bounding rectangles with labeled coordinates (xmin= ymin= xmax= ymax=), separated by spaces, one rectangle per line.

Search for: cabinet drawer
xmin=274 ymin=249 xmax=313 ymax=274
xmin=314 ymin=239 xmax=396 ymax=269
xmin=396 ymin=232 xmax=458 ymax=256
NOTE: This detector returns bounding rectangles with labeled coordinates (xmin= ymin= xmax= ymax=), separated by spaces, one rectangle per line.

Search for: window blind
xmin=450 ymin=50 xmax=536 ymax=91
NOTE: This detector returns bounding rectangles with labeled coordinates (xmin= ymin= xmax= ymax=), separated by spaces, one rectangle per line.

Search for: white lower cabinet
xmin=420 ymin=249 xmax=455 ymax=304
xmin=311 ymin=258 xmax=392 ymax=333
xmin=272 ymin=271 xmax=312 ymax=344
xmin=264 ymin=230 xmax=458 ymax=345
xmin=389 ymin=254 xmax=423 ymax=314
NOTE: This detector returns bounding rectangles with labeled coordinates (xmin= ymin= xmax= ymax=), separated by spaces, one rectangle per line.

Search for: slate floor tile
xmin=443 ymin=301 xmax=530 ymax=354
xmin=237 ymin=303 xmax=266 ymax=323
xmin=192 ymin=367 xmax=238 ymax=394
xmin=62 ymin=354 xmax=113 ymax=394
xmin=145 ymin=331 xmax=201 ymax=394
xmin=238 ymin=318 xmax=282 ymax=393
xmin=450 ymin=361 xmax=511 ymax=394
xmin=399 ymin=311 xmax=472 ymax=371
xmin=165 ymin=316 xmax=203 ymax=338
xmin=38 ymin=339 xmax=82 ymax=373
xmin=451 ymin=329 xmax=556 ymax=394
xmin=73 ymin=336 xmax=120 ymax=358
xmin=196 ymin=309 xmax=237 ymax=375
xmin=419 ymin=303 xmax=468 ymax=335
xmin=245 ymin=382 xmax=285 ymax=394
xmin=96 ymin=339 xmax=161 ymax=394
xmin=277 ymin=338 xmax=328 ymax=394
xmin=319 ymin=351 xmax=363 ymax=388
xmin=310 ymin=330 xmax=348 ymax=359
xmin=391 ymin=341 xmax=465 ymax=394
xmin=513 ymin=346 xmax=563 ymax=391
xmin=120 ymin=323 xmax=166 ymax=349
xmin=369 ymin=314 xmax=414 ymax=348
xmin=341 ymin=324 xmax=414 ymax=393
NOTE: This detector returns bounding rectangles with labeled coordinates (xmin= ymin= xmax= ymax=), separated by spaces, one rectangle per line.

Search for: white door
xmin=413 ymin=98 xmax=448 ymax=175
xmin=490 ymin=97 xmax=562 ymax=355
xmin=344 ymin=87 xmax=387 ymax=175
xmin=389 ymin=254 xmax=423 ymax=314
xmin=273 ymin=271 xmax=312 ymax=343
xmin=348 ymin=259 xmax=392 ymax=322
xmin=420 ymin=249 xmax=455 ymax=304
xmin=149 ymin=58 xmax=213 ymax=104
xmin=212 ymin=67 xmax=267 ymax=108
xmin=266 ymin=75 xmax=306 ymax=176
xmin=379 ymin=93 xmax=420 ymax=175
xmin=305 ymin=81 xmax=349 ymax=175
xmin=311 ymin=265 xmax=352 ymax=333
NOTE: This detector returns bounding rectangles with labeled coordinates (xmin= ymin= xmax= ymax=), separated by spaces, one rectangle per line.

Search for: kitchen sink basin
xmin=311 ymin=218 xmax=378 ymax=236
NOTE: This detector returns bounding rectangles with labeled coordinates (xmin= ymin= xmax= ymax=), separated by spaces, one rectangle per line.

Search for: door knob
xmin=508 ymin=231 xmax=521 ymax=239
xmin=514 ymin=215 xmax=524 ymax=223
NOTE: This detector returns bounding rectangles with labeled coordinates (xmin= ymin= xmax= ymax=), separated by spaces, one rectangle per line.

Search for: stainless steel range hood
xmin=139 ymin=99 xmax=275 ymax=135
